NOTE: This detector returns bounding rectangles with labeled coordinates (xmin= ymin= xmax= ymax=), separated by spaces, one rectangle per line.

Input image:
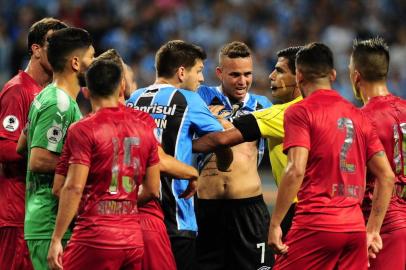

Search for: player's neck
xmin=155 ymin=77 xmax=181 ymax=88
xmin=25 ymin=59 xmax=52 ymax=88
xmin=302 ymin=81 xmax=332 ymax=97
xmin=52 ymin=72 xmax=81 ymax=100
xmin=90 ymin=96 xmax=119 ymax=112
xmin=361 ymin=81 xmax=390 ymax=104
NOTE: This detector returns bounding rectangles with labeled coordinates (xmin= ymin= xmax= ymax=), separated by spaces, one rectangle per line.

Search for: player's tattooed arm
xmin=192 ymin=128 xmax=244 ymax=153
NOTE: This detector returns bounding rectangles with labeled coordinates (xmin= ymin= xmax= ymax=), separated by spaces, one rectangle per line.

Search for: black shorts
xmin=170 ymin=236 xmax=197 ymax=270
xmin=196 ymin=195 xmax=273 ymax=270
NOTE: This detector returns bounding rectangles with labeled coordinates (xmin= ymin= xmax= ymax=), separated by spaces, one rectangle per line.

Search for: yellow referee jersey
xmin=252 ymin=96 xmax=303 ymax=202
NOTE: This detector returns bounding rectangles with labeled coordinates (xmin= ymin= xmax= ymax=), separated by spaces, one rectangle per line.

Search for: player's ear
xmin=296 ymin=69 xmax=304 ymax=85
xmin=353 ymin=69 xmax=361 ymax=84
xmin=71 ymin=56 xmax=80 ymax=72
xmin=215 ymin=66 xmax=222 ymax=80
xmin=177 ymin=66 xmax=186 ymax=82
xmin=82 ymin=87 xmax=90 ymax=99
xmin=329 ymin=69 xmax=337 ymax=82
xmin=31 ymin=44 xmax=41 ymax=59
xmin=119 ymin=77 xmax=126 ymax=98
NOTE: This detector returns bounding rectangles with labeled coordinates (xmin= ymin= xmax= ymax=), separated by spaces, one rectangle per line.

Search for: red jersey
xmin=283 ymin=90 xmax=383 ymax=232
xmin=65 ymin=106 xmax=159 ymax=249
xmin=362 ymin=94 xmax=406 ymax=233
xmin=0 ymin=71 xmax=42 ymax=227
xmin=56 ymin=104 xmax=165 ymax=220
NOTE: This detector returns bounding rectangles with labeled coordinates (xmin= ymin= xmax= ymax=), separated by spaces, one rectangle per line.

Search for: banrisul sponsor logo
xmin=134 ymin=104 xmax=177 ymax=116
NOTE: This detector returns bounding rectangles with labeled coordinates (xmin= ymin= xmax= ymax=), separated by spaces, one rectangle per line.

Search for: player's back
xmin=362 ymin=94 xmax=406 ymax=183
xmin=66 ymin=106 xmax=159 ymax=249
xmin=284 ymin=90 xmax=382 ymax=232
xmin=362 ymin=94 xmax=406 ymax=233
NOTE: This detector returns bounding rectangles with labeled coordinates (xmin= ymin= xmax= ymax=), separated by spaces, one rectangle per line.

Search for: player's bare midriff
xmin=197 ymin=141 xmax=262 ymax=199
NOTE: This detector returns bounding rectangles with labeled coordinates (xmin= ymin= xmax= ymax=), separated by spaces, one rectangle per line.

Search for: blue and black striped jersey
xmin=126 ymin=83 xmax=223 ymax=237
xmin=197 ymin=85 xmax=272 ymax=168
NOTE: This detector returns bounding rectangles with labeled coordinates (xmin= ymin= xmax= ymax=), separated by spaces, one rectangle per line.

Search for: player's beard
xmin=77 ymin=72 xmax=86 ymax=87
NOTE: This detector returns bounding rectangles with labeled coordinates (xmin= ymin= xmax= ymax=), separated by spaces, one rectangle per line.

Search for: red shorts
xmin=0 ymin=227 xmax=33 ymax=270
xmin=139 ymin=213 xmax=176 ymax=270
xmin=63 ymin=242 xmax=143 ymax=270
xmin=274 ymin=229 xmax=367 ymax=270
xmin=369 ymin=227 xmax=406 ymax=270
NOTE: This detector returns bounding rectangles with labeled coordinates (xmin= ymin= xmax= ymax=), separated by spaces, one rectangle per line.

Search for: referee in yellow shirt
xmin=193 ymin=46 xmax=303 ymax=237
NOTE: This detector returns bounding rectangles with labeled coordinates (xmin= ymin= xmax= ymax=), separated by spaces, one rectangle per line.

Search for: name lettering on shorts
xmin=97 ymin=200 xmax=138 ymax=215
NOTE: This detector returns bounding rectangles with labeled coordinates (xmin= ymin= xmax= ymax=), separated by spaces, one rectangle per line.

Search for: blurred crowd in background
xmin=0 ymin=0 xmax=405 ymax=108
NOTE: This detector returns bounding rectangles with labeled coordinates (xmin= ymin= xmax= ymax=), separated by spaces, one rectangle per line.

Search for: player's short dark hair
xmin=155 ymin=40 xmax=206 ymax=78
xmin=276 ymin=46 xmax=303 ymax=75
xmin=96 ymin=49 xmax=123 ymax=72
xmin=352 ymin=37 xmax=389 ymax=82
xmin=219 ymin=41 xmax=251 ymax=60
xmin=28 ymin=18 xmax=68 ymax=56
xmin=47 ymin=27 xmax=92 ymax=73
xmin=86 ymin=59 xmax=122 ymax=97
xmin=296 ymin=42 xmax=334 ymax=82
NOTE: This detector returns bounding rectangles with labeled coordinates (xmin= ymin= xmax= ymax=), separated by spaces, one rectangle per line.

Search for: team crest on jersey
xmin=3 ymin=115 xmax=19 ymax=132
xmin=47 ymin=126 xmax=63 ymax=144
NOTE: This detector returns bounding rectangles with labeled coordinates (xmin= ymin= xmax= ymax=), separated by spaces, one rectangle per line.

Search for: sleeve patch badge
xmin=3 ymin=115 xmax=19 ymax=132
xmin=47 ymin=126 xmax=63 ymax=144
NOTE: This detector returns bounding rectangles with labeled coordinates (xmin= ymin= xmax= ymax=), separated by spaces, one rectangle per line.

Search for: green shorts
xmin=27 ymin=239 xmax=68 ymax=270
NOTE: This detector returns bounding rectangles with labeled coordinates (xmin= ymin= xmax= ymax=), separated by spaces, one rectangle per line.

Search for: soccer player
xmin=195 ymin=41 xmax=273 ymax=270
xmin=192 ymin=46 xmax=303 ymax=239
xmin=268 ymin=42 xmax=394 ymax=270
xmin=0 ymin=17 xmax=67 ymax=269
xmin=126 ymin=40 xmax=232 ymax=270
xmin=47 ymin=59 xmax=161 ymax=270
xmin=54 ymin=48 xmax=200 ymax=270
xmin=350 ymin=37 xmax=406 ymax=270
xmin=20 ymin=27 xmax=94 ymax=270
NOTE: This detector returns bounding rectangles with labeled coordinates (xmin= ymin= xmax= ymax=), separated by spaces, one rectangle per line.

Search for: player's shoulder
xmin=0 ymin=73 xmax=27 ymax=97
xmin=249 ymin=92 xmax=272 ymax=108
xmin=38 ymin=85 xmax=76 ymax=112
xmin=127 ymin=86 xmax=148 ymax=101
xmin=176 ymin=88 xmax=204 ymax=103
xmin=197 ymin=85 xmax=219 ymax=95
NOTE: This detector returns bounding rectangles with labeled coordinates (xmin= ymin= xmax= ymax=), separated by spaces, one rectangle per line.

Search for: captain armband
xmin=232 ymin=114 xmax=262 ymax=142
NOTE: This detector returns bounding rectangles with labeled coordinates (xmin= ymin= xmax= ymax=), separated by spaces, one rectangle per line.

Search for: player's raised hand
xmin=47 ymin=239 xmax=64 ymax=270
xmin=268 ymin=224 xmax=288 ymax=255
xmin=179 ymin=179 xmax=197 ymax=199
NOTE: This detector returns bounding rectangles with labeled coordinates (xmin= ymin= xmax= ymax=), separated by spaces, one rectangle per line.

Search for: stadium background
xmin=0 ymin=0 xmax=405 ymax=207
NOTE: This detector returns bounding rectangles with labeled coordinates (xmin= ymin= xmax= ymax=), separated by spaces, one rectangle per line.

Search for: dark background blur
xmin=0 ymin=0 xmax=405 ymax=205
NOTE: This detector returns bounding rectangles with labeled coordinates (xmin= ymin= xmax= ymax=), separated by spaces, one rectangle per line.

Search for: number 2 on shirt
xmin=337 ymin=118 xmax=355 ymax=173
xmin=109 ymin=137 xmax=140 ymax=194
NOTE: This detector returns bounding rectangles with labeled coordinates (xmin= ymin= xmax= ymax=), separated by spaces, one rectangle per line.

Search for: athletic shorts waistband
xmin=197 ymin=194 xmax=264 ymax=205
